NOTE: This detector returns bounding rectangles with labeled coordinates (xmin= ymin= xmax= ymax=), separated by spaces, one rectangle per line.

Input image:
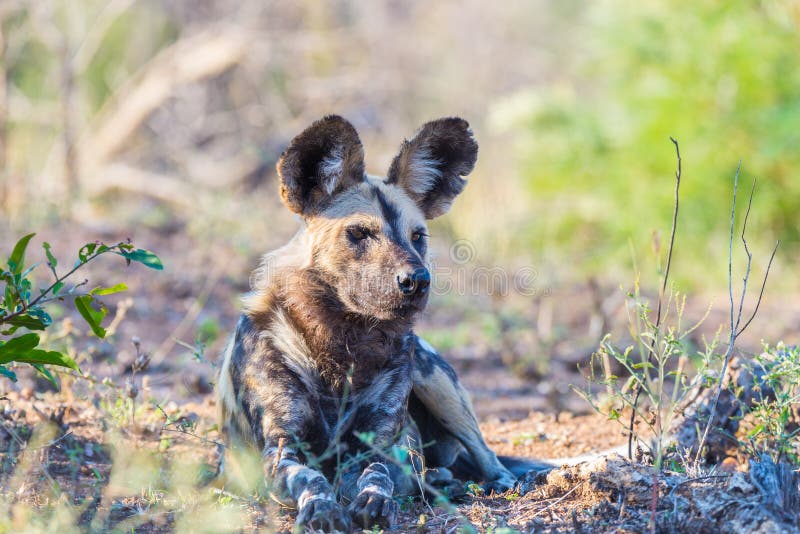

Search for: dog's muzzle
xmin=396 ymin=267 xmax=431 ymax=297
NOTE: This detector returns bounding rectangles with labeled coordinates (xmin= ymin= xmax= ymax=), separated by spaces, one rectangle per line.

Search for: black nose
xmin=397 ymin=267 xmax=431 ymax=296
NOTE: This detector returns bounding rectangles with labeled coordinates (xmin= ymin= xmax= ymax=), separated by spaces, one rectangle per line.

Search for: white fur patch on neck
xmin=264 ymin=309 xmax=319 ymax=392
xmin=407 ymin=149 xmax=443 ymax=195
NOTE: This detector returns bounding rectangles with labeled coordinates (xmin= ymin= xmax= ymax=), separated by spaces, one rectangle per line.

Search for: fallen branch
xmin=40 ymin=25 xmax=248 ymax=193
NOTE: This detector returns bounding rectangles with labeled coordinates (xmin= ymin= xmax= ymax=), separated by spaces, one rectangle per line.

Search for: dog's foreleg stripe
xmin=264 ymin=446 xmax=336 ymax=509
xmin=356 ymin=463 xmax=394 ymax=497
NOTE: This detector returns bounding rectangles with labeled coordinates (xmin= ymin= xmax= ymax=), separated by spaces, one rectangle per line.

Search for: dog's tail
xmin=450 ymin=452 xmax=553 ymax=481
xmin=504 ymin=442 xmax=632 ymax=472
xmin=498 ymin=455 xmax=554 ymax=477
xmin=502 ymin=443 xmax=632 ymax=476
xmin=453 ymin=443 xmax=632 ymax=482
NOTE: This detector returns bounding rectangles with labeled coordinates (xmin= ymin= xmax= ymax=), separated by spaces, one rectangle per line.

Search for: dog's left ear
xmin=386 ymin=117 xmax=478 ymax=219
xmin=277 ymin=115 xmax=366 ymax=216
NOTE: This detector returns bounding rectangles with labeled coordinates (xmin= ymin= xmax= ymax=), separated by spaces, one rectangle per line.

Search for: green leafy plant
xmin=576 ymin=285 xmax=717 ymax=468
xmin=575 ymin=139 xmax=697 ymax=471
xmin=0 ymin=233 xmax=162 ymax=384
xmin=741 ymin=343 xmax=800 ymax=464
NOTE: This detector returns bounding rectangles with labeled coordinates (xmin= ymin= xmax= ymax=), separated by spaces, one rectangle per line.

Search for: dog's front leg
xmin=345 ymin=462 xmax=398 ymax=529
xmin=266 ymin=443 xmax=352 ymax=532
xmin=343 ymin=364 xmax=413 ymax=528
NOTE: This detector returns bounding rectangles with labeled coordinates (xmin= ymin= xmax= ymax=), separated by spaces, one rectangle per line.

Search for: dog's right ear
xmin=386 ymin=118 xmax=478 ymax=219
xmin=277 ymin=115 xmax=366 ymax=216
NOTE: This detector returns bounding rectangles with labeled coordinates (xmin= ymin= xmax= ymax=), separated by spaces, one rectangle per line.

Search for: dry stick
xmin=692 ymin=169 xmax=779 ymax=467
xmin=528 ymin=484 xmax=580 ymax=519
xmin=81 ymin=27 xmax=245 ymax=166
xmin=359 ymin=438 xmax=467 ymax=528
xmin=735 ymin=180 xmax=780 ymax=337
xmin=154 ymin=403 xmax=225 ymax=448
xmin=39 ymin=26 xmax=246 ymax=203
xmin=71 ymin=0 xmax=136 ymax=74
xmin=628 ymin=137 xmax=682 ymax=460
xmin=0 ymin=422 xmax=74 ymax=453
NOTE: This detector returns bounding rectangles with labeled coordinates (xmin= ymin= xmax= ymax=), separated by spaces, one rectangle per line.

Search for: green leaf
xmin=0 ymin=365 xmax=16 ymax=382
xmin=52 ymin=282 xmax=64 ymax=295
xmin=31 ymin=363 xmax=59 ymax=388
xmin=117 ymin=248 xmax=163 ymax=270
xmin=3 ymin=349 xmax=80 ymax=371
xmin=43 ymin=242 xmax=58 ymax=269
xmin=78 ymin=242 xmax=98 ymax=263
xmin=0 ymin=332 xmax=41 ymax=356
xmin=74 ymin=295 xmax=107 ymax=338
xmin=20 ymin=263 xmax=39 ymax=278
xmin=89 ymin=283 xmax=128 ymax=296
xmin=8 ymin=233 xmax=35 ymax=274
xmin=3 ymin=313 xmax=48 ymax=331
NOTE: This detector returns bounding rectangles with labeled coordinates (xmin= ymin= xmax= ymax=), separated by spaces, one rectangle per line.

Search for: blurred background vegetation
xmin=0 ymin=0 xmax=798 ymax=346
xmin=1 ymin=6 xmax=799 ymax=529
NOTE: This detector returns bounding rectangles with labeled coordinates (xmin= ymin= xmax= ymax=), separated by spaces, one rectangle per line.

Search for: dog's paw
xmin=483 ymin=471 xmax=518 ymax=494
xmin=295 ymin=498 xmax=351 ymax=533
xmin=348 ymin=490 xmax=398 ymax=529
xmin=426 ymin=467 xmax=455 ymax=487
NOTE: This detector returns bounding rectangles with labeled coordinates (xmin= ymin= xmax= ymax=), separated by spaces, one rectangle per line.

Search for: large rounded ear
xmin=386 ymin=117 xmax=478 ymax=219
xmin=277 ymin=115 xmax=366 ymax=216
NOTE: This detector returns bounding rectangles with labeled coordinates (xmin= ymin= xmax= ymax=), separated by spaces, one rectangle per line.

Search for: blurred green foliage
xmin=494 ymin=1 xmax=799 ymax=287
xmin=3 ymin=1 xmax=797 ymax=292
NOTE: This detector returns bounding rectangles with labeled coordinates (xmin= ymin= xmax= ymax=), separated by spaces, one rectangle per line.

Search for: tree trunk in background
xmin=0 ymin=20 xmax=8 ymax=214
xmin=60 ymin=33 xmax=78 ymax=215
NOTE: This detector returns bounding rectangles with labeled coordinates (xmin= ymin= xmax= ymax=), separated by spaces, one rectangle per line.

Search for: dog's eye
xmin=411 ymin=230 xmax=428 ymax=242
xmin=347 ymin=227 xmax=369 ymax=241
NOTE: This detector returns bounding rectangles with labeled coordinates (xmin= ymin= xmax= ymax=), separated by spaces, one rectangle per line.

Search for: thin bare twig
xmin=737 ymin=239 xmax=779 ymax=336
xmin=628 ymin=137 xmax=682 ymax=459
xmin=529 ymin=484 xmax=580 ymax=519
xmin=658 ymin=137 xmax=682 ymax=323
xmin=733 ymin=178 xmax=755 ymax=338
xmin=154 ymin=403 xmax=225 ymax=448
xmin=0 ymin=422 xmax=73 ymax=453
xmin=693 ymin=168 xmax=779 ymax=466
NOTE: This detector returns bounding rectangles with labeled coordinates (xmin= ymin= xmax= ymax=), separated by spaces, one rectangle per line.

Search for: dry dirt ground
xmin=1 ymin=226 xmax=799 ymax=532
xmin=3 ymin=389 xmax=797 ymax=533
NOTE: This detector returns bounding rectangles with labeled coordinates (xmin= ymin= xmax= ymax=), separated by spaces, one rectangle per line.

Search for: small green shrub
xmin=742 ymin=343 xmax=800 ymax=464
xmin=576 ymin=284 xmax=719 ymax=470
xmin=0 ymin=233 xmax=162 ymax=385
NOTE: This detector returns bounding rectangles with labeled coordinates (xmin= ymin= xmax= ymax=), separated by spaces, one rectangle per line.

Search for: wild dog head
xmin=276 ymin=115 xmax=478 ymax=321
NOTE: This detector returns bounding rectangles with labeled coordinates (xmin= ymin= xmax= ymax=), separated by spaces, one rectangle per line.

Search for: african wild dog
xmin=217 ymin=116 xmax=538 ymax=531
